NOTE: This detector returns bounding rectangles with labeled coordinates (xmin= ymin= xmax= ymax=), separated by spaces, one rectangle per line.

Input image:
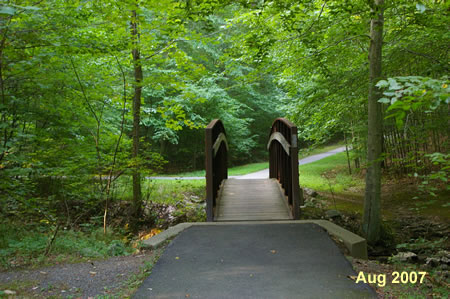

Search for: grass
xmin=0 ymin=280 xmax=38 ymax=298
xmin=162 ymin=162 xmax=269 ymax=177
xmin=299 ymin=152 xmax=361 ymax=193
xmin=143 ymin=179 xmax=205 ymax=205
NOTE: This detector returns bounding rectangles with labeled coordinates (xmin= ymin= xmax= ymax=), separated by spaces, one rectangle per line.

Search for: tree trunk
xmin=131 ymin=8 xmax=142 ymax=229
xmin=344 ymin=132 xmax=351 ymax=175
xmin=363 ymin=0 xmax=384 ymax=244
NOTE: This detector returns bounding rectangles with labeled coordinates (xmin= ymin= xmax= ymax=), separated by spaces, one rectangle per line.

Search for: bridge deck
xmin=215 ymin=178 xmax=292 ymax=221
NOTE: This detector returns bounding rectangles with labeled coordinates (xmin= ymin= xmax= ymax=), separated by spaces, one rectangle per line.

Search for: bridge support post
xmin=290 ymin=130 xmax=301 ymax=219
xmin=205 ymin=126 xmax=214 ymax=222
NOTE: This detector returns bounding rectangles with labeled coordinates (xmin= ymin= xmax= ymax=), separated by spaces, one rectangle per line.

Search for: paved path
xmin=133 ymin=223 xmax=375 ymax=298
xmin=298 ymin=146 xmax=347 ymax=165
xmin=149 ymin=146 xmax=348 ymax=180
xmin=236 ymin=146 xmax=347 ymax=179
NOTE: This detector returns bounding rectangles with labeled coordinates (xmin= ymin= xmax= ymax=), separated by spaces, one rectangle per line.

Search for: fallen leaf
xmin=175 ymin=257 xmax=180 ymax=260
xmin=40 ymin=271 xmax=47 ymax=275
xmin=348 ymin=275 xmax=357 ymax=281
xmin=139 ymin=228 xmax=163 ymax=241
xmin=185 ymin=294 xmax=190 ymax=298
xmin=270 ymin=250 xmax=277 ymax=254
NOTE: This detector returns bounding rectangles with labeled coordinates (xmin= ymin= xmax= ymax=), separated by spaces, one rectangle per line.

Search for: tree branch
xmin=143 ymin=29 xmax=228 ymax=61
xmin=401 ymin=47 xmax=448 ymax=70
xmin=69 ymin=57 xmax=100 ymax=125
xmin=283 ymin=1 xmax=327 ymax=43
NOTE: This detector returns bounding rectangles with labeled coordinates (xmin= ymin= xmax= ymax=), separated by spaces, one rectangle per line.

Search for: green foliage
xmin=395 ymin=237 xmax=447 ymax=254
xmin=0 ymin=0 xmax=448 ymax=273
xmin=0 ymin=0 xmax=282 ymax=235
xmin=414 ymin=153 xmax=450 ymax=198
xmin=377 ymin=76 xmax=449 ymax=128
xmin=377 ymin=76 xmax=448 ymax=189
xmin=0 ymin=222 xmax=133 ymax=270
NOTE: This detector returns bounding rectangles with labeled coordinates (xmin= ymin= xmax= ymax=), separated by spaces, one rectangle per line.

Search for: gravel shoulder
xmin=0 ymin=248 xmax=163 ymax=298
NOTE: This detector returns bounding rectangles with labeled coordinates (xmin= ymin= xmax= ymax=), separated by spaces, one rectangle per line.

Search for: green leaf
xmin=0 ymin=6 xmax=15 ymax=15
xmin=416 ymin=4 xmax=426 ymax=13
xmin=378 ymin=97 xmax=390 ymax=104
xmin=388 ymin=78 xmax=402 ymax=90
xmin=376 ymin=80 xmax=389 ymax=88
xmin=23 ymin=6 xmax=41 ymax=11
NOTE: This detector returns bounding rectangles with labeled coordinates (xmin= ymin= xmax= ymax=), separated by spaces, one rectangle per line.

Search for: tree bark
xmin=363 ymin=0 xmax=384 ymax=244
xmin=131 ymin=8 xmax=142 ymax=228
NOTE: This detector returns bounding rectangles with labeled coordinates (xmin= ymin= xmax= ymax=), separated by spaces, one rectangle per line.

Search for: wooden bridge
xmin=205 ymin=118 xmax=303 ymax=222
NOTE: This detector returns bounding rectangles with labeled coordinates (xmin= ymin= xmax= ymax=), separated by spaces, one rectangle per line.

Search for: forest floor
xmin=302 ymin=176 xmax=449 ymax=298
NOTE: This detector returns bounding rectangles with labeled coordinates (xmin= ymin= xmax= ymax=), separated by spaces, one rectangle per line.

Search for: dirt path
xmin=0 ymin=248 xmax=163 ymax=298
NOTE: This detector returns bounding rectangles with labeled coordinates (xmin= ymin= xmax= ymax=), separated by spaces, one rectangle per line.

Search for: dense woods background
xmin=0 ymin=0 xmax=448 ymax=246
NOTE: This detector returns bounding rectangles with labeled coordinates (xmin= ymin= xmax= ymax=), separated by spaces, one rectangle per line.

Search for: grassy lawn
xmin=164 ymin=162 xmax=269 ymax=177
xmin=143 ymin=179 xmax=205 ymax=205
xmin=299 ymin=152 xmax=361 ymax=193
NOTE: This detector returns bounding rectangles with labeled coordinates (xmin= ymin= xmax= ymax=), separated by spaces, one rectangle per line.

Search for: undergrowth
xmin=0 ymin=222 xmax=135 ymax=271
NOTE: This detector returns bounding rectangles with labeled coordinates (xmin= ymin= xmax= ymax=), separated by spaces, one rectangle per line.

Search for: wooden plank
xmin=218 ymin=210 xmax=289 ymax=215
xmin=217 ymin=215 xmax=291 ymax=221
xmin=215 ymin=178 xmax=292 ymax=222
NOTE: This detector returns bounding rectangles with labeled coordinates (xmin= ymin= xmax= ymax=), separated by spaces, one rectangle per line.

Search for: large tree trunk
xmin=131 ymin=8 xmax=142 ymax=229
xmin=363 ymin=0 xmax=384 ymax=244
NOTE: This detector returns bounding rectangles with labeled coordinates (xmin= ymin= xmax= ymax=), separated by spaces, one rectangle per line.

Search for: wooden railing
xmin=267 ymin=118 xmax=302 ymax=219
xmin=205 ymin=119 xmax=228 ymax=222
